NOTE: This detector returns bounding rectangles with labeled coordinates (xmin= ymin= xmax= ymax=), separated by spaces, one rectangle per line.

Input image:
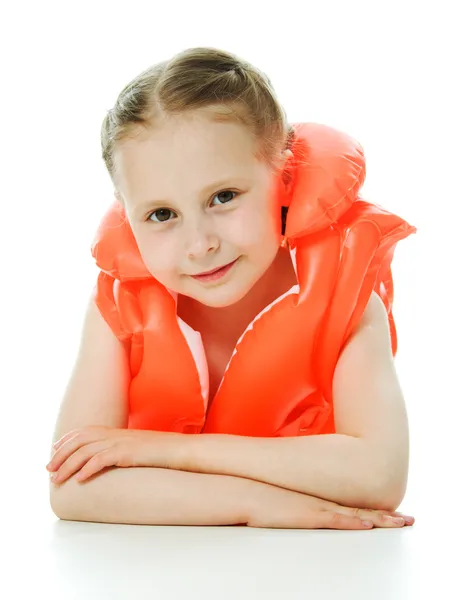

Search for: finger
xmin=52 ymin=429 xmax=80 ymax=450
xmin=47 ymin=437 xmax=87 ymax=472
xmin=372 ymin=510 xmax=415 ymax=525
xmin=354 ymin=508 xmax=411 ymax=527
xmin=346 ymin=507 xmax=406 ymax=528
xmin=321 ymin=511 xmax=374 ymax=530
xmin=52 ymin=426 xmax=109 ymax=452
xmin=75 ymin=449 xmax=116 ymax=481
xmin=52 ymin=442 xmax=107 ymax=483
xmin=48 ymin=429 xmax=104 ymax=471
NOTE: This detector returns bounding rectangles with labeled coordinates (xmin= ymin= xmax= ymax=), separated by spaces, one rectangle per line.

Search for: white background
xmin=2 ymin=0 xmax=448 ymax=598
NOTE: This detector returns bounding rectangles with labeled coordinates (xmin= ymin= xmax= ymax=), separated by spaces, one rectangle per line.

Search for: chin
xmin=189 ymin=279 xmax=253 ymax=308
xmin=194 ymin=290 xmax=243 ymax=308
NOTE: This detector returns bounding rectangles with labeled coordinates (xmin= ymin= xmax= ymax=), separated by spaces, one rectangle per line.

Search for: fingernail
xmin=392 ymin=517 xmax=404 ymax=525
xmin=50 ymin=472 xmax=59 ymax=481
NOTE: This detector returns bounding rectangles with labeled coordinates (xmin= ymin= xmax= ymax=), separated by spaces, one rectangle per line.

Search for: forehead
xmin=116 ymin=115 xmax=257 ymax=170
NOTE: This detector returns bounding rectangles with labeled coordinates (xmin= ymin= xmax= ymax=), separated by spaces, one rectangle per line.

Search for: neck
xmin=177 ymin=246 xmax=297 ymax=340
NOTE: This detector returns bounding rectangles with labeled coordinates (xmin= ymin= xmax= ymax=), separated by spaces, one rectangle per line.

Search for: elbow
xmin=369 ymin=469 xmax=409 ymax=512
xmin=362 ymin=440 xmax=409 ymax=511
xmin=49 ymin=480 xmax=79 ymax=521
xmin=49 ymin=484 xmax=69 ymax=520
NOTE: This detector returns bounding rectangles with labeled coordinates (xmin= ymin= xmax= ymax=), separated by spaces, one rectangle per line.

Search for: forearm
xmin=186 ymin=433 xmax=388 ymax=508
xmin=50 ymin=466 xmax=258 ymax=525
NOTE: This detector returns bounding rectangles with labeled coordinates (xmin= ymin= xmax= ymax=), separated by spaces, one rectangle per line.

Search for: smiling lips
xmin=190 ymin=258 xmax=239 ymax=282
xmin=193 ymin=260 xmax=235 ymax=276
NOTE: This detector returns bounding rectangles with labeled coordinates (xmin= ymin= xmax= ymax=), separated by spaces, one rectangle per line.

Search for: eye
xmin=146 ymin=190 xmax=239 ymax=223
xmin=147 ymin=208 xmax=174 ymax=223
xmin=211 ymin=190 xmax=238 ymax=206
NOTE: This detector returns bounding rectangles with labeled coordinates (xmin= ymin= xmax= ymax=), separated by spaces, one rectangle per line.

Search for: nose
xmin=184 ymin=218 xmax=219 ymax=259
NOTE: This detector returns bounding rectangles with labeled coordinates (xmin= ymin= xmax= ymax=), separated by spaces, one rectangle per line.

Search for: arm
xmin=182 ymin=292 xmax=410 ymax=511
xmin=50 ymin=467 xmax=257 ymax=525
xmin=50 ymin=465 xmax=394 ymax=529
xmin=49 ymin=292 xmax=303 ymax=526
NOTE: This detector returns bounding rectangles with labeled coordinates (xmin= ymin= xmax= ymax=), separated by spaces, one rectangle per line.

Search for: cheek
xmin=230 ymin=201 xmax=280 ymax=248
xmin=137 ymin=238 xmax=178 ymax=281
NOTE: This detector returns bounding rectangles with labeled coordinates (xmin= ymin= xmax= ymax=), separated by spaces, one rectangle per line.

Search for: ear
xmin=274 ymin=148 xmax=293 ymax=172
xmin=278 ymin=148 xmax=294 ymax=172
xmin=114 ymin=189 xmax=123 ymax=205
xmin=283 ymin=149 xmax=294 ymax=161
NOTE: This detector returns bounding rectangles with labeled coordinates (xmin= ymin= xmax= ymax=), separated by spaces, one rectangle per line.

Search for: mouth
xmin=190 ymin=257 xmax=240 ymax=282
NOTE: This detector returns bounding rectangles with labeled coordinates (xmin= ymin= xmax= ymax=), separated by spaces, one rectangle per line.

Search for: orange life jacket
xmin=91 ymin=122 xmax=417 ymax=437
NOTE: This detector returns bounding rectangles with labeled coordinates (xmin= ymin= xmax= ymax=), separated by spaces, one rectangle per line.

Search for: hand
xmin=246 ymin=483 xmax=415 ymax=529
xmin=46 ymin=426 xmax=184 ymax=484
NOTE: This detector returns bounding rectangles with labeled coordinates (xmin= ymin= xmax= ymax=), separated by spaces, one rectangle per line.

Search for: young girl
xmin=47 ymin=46 xmax=415 ymax=530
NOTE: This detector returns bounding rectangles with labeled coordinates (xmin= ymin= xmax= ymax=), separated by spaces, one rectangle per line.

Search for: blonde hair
xmin=100 ymin=46 xmax=294 ymax=231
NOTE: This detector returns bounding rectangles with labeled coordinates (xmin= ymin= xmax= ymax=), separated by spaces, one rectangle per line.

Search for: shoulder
xmin=339 ymin=290 xmax=393 ymax=362
xmin=359 ymin=291 xmax=389 ymax=329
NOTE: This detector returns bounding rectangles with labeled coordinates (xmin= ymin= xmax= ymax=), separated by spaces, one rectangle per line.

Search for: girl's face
xmin=113 ymin=112 xmax=290 ymax=308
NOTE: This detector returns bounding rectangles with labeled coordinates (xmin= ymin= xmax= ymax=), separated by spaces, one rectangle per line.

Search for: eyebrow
xmin=134 ymin=177 xmax=251 ymax=212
